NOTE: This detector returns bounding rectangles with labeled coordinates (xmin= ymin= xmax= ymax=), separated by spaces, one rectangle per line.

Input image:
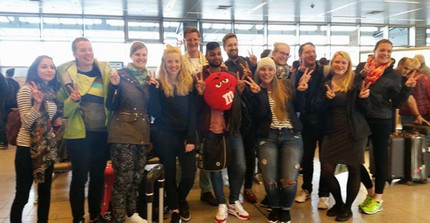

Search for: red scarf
xmin=364 ymin=57 xmax=391 ymax=85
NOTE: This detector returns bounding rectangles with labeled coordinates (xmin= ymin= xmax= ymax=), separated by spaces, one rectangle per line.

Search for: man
xmin=294 ymin=42 xmax=330 ymax=210
xmin=57 ymin=37 xmax=112 ymax=223
xmin=182 ymin=26 xmax=217 ymax=207
xmin=223 ymin=33 xmax=257 ymax=77
xmin=0 ymin=72 xmax=8 ymax=149
xmin=271 ymin=42 xmax=293 ymax=81
xmin=414 ymin=54 xmax=430 ymax=79
xmin=4 ymin=68 xmax=20 ymax=113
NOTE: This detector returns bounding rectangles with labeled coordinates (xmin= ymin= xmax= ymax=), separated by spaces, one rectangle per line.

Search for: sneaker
xmin=179 ymin=201 xmax=190 ymax=221
xmin=228 ymin=200 xmax=250 ymax=220
xmin=358 ymin=194 xmax=373 ymax=211
xmin=361 ymin=198 xmax=383 ymax=215
xmin=295 ymin=190 xmax=310 ymax=203
xmin=126 ymin=213 xmax=147 ymax=223
xmin=201 ymin=192 xmax=219 ymax=206
xmin=214 ymin=204 xmax=228 ymax=223
xmin=170 ymin=212 xmax=182 ymax=223
xmin=244 ymin=189 xmax=257 ymax=203
xmin=317 ymin=197 xmax=329 ymax=210
xmin=267 ymin=208 xmax=280 ymax=223
xmin=279 ymin=210 xmax=291 ymax=223
xmin=335 ymin=209 xmax=352 ymax=222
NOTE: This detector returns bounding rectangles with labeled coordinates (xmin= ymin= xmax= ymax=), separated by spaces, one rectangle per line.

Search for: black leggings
xmin=321 ymin=162 xmax=361 ymax=209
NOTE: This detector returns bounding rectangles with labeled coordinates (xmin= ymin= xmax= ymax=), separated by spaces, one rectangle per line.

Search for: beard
xmin=209 ymin=61 xmax=221 ymax=67
xmin=227 ymin=51 xmax=238 ymax=60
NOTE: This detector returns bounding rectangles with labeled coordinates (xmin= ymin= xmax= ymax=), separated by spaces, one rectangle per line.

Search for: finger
xmin=31 ymin=81 xmax=38 ymax=90
xmin=365 ymin=81 xmax=371 ymax=89
xmin=236 ymin=71 xmax=240 ymax=80
xmin=246 ymin=76 xmax=256 ymax=83
xmin=74 ymin=83 xmax=79 ymax=92
xmin=67 ymin=84 xmax=74 ymax=93
xmin=407 ymin=70 xmax=416 ymax=80
xmin=413 ymin=73 xmax=424 ymax=81
xmin=251 ymin=48 xmax=254 ymax=55
xmin=325 ymin=84 xmax=332 ymax=91
xmin=244 ymin=80 xmax=252 ymax=86
xmin=248 ymin=50 xmax=251 ymax=56
xmin=245 ymin=61 xmax=250 ymax=69
xmin=115 ymin=64 xmax=118 ymax=74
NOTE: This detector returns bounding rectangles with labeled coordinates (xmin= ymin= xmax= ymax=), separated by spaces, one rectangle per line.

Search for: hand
xmin=244 ymin=76 xmax=261 ymax=93
xmin=239 ymin=62 xmax=252 ymax=78
xmin=185 ymin=144 xmax=195 ymax=153
xmin=236 ymin=71 xmax=246 ymax=94
xmin=298 ymin=58 xmax=306 ymax=72
xmin=28 ymin=81 xmax=43 ymax=104
xmin=110 ymin=65 xmax=120 ymax=86
xmin=220 ymin=62 xmax=228 ymax=71
xmin=297 ymin=68 xmax=314 ymax=91
xmin=414 ymin=115 xmax=430 ymax=126
xmin=195 ymin=72 xmax=206 ymax=95
xmin=248 ymin=50 xmax=257 ymax=66
xmin=147 ymin=71 xmax=159 ymax=88
xmin=67 ymin=83 xmax=81 ymax=102
xmin=53 ymin=117 xmax=63 ymax=127
xmin=326 ymin=84 xmax=335 ymax=99
xmin=359 ymin=81 xmax=371 ymax=98
xmin=405 ymin=70 xmax=424 ymax=88
xmin=360 ymin=63 xmax=369 ymax=77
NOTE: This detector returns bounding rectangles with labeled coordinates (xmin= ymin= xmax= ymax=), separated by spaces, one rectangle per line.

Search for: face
xmin=258 ymin=65 xmax=276 ymax=85
xmin=206 ymin=47 xmax=223 ymax=67
xmin=38 ymin=58 xmax=56 ymax=84
xmin=397 ymin=60 xmax=415 ymax=76
xmin=223 ymin=37 xmax=239 ymax=60
xmin=300 ymin=44 xmax=316 ymax=67
xmin=272 ymin=44 xmax=291 ymax=66
xmin=73 ymin=40 xmax=94 ymax=67
xmin=373 ymin=42 xmax=392 ymax=65
xmin=131 ymin=48 xmax=148 ymax=70
xmin=185 ymin=32 xmax=201 ymax=53
xmin=331 ymin=55 xmax=349 ymax=76
xmin=164 ymin=52 xmax=181 ymax=77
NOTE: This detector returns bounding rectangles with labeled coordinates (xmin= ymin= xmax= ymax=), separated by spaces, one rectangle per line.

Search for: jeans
xmin=10 ymin=146 xmax=53 ymax=223
xmin=66 ymin=131 xmax=109 ymax=222
xmin=258 ymin=129 xmax=303 ymax=210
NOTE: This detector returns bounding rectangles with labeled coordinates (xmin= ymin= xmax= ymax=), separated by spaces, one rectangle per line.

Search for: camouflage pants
xmin=110 ymin=144 xmax=147 ymax=222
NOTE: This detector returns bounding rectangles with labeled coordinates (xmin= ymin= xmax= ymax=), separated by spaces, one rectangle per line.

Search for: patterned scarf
xmin=127 ymin=63 xmax=149 ymax=85
xmin=364 ymin=57 xmax=391 ymax=85
xmin=30 ymin=83 xmax=59 ymax=183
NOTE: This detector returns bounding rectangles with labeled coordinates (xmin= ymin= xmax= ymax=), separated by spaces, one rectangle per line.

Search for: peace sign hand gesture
xmin=297 ymin=68 xmax=314 ymax=91
xmin=326 ymin=84 xmax=336 ymax=99
xmin=359 ymin=81 xmax=371 ymax=98
xmin=195 ymin=72 xmax=206 ymax=95
xmin=405 ymin=70 xmax=424 ymax=88
xmin=239 ymin=62 xmax=252 ymax=78
xmin=236 ymin=71 xmax=247 ymax=94
xmin=28 ymin=81 xmax=43 ymax=104
xmin=244 ymin=76 xmax=261 ymax=93
xmin=147 ymin=71 xmax=159 ymax=88
xmin=67 ymin=83 xmax=81 ymax=102
xmin=110 ymin=65 xmax=120 ymax=86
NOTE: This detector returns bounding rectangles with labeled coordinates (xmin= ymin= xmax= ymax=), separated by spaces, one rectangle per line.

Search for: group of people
xmin=6 ymin=25 xmax=428 ymax=223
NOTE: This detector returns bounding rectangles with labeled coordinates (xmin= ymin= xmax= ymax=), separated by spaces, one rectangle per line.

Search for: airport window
xmin=0 ymin=16 xmax=40 ymax=40
xmin=163 ymin=21 xmax=181 ymax=46
xmin=360 ymin=26 xmax=383 ymax=46
xmin=201 ymin=22 xmax=232 ymax=43
xmin=299 ymin=25 xmax=327 ymax=45
xmin=42 ymin=17 xmax=83 ymax=41
xmin=127 ymin=21 xmax=160 ymax=40
xmin=267 ymin=25 xmax=296 ymax=46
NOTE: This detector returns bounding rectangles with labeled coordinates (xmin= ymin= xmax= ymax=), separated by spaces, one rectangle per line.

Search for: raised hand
xmin=110 ymin=64 xmax=120 ymax=85
xmin=405 ymin=70 xmax=424 ymax=88
xmin=359 ymin=81 xmax=371 ymax=98
xmin=326 ymin=84 xmax=335 ymax=99
xmin=239 ymin=62 xmax=252 ymax=78
xmin=244 ymin=76 xmax=261 ymax=93
xmin=236 ymin=71 xmax=246 ymax=94
xmin=195 ymin=72 xmax=206 ymax=95
xmin=28 ymin=81 xmax=43 ymax=104
xmin=67 ymin=83 xmax=81 ymax=102
xmin=297 ymin=68 xmax=314 ymax=91
xmin=360 ymin=62 xmax=370 ymax=77
xmin=248 ymin=49 xmax=257 ymax=66
xmin=147 ymin=71 xmax=159 ymax=88
xmin=185 ymin=144 xmax=195 ymax=153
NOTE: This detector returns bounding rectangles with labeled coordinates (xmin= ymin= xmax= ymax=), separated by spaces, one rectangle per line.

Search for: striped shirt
xmin=268 ymin=91 xmax=293 ymax=129
xmin=16 ymin=84 xmax=58 ymax=147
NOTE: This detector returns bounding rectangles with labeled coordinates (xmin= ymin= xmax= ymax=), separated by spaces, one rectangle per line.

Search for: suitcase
xmin=403 ymin=123 xmax=430 ymax=177
xmin=140 ymin=163 xmax=165 ymax=223
xmin=402 ymin=131 xmax=428 ymax=184
xmin=101 ymin=162 xmax=115 ymax=221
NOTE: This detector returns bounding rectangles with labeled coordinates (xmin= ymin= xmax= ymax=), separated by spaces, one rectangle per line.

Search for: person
xmin=10 ymin=55 xmax=62 ymax=223
xmin=271 ymin=42 xmax=293 ymax=81
xmin=196 ymin=42 xmax=250 ymax=223
xmin=149 ymin=45 xmax=197 ymax=223
xmin=318 ymin=57 xmax=329 ymax=66
xmin=318 ymin=51 xmax=371 ymax=222
xmin=250 ymin=57 xmax=310 ymax=223
xmin=105 ymin=41 xmax=150 ymax=223
xmin=414 ymin=54 xmax=430 ymax=78
xmin=357 ymin=39 xmax=418 ymax=215
xmin=0 ymin=71 xmax=9 ymax=149
xmin=294 ymin=42 xmax=330 ymax=210
xmin=57 ymin=37 xmax=111 ymax=223
xmin=261 ymin=49 xmax=272 ymax=58
xmin=182 ymin=26 xmax=217 ymax=207
xmin=5 ymin=68 xmax=20 ymax=113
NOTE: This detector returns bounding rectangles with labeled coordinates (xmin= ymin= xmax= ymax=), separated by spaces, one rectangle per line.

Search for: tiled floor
xmin=1 ymin=145 xmax=429 ymax=223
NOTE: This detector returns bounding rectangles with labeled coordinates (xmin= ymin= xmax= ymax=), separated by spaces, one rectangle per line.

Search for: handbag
xmin=6 ymin=109 xmax=21 ymax=146
xmin=197 ymin=132 xmax=230 ymax=171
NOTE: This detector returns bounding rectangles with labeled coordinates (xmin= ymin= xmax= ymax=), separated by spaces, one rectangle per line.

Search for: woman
xmin=106 ymin=41 xmax=151 ymax=222
xmin=318 ymin=51 xmax=370 ymax=222
xmin=10 ymin=55 xmax=62 ymax=222
xmin=250 ymin=57 xmax=309 ymax=223
xmin=357 ymin=39 xmax=418 ymax=215
xmin=149 ymin=45 xmax=197 ymax=223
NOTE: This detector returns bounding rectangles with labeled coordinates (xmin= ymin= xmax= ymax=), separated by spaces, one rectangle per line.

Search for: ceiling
xmin=0 ymin=0 xmax=429 ymax=26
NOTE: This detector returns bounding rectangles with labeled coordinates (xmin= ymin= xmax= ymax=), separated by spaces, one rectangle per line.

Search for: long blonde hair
xmin=158 ymin=45 xmax=193 ymax=97
xmin=330 ymin=51 xmax=355 ymax=92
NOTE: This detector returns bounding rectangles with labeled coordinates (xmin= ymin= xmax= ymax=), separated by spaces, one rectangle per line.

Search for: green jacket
xmin=57 ymin=60 xmax=112 ymax=139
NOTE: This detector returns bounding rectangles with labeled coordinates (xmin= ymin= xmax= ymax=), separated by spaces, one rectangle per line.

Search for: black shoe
xmin=279 ymin=210 xmax=291 ymax=223
xmin=335 ymin=209 xmax=352 ymax=222
xmin=170 ymin=212 xmax=182 ymax=223
xmin=260 ymin=196 xmax=269 ymax=208
xmin=200 ymin=192 xmax=218 ymax=206
xmin=267 ymin=208 xmax=279 ymax=223
xmin=90 ymin=215 xmax=104 ymax=223
xmin=327 ymin=204 xmax=343 ymax=217
xmin=179 ymin=200 xmax=190 ymax=221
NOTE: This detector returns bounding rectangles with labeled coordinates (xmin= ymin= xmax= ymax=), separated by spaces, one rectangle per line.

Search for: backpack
xmin=6 ymin=109 xmax=21 ymax=146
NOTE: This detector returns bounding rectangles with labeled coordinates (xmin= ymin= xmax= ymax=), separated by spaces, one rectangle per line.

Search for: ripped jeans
xmin=258 ymin=128 xmax=303 ymax=210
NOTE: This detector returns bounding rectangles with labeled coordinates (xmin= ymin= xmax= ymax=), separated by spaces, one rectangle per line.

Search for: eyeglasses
xmin=275 ymin=51 xmax=291 ymax=58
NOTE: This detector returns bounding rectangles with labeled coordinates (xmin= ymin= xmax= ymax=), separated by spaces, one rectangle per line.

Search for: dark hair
xmin=26 ymin=55 xmax=60 ymax=90
xmin=318 ymin=57 xmax=329 ymax=65
xmin=260 ymin=49 xmax=272 ymax=58
xmin=6 ymin=68 xmax=15 ymax=77
xmin=222 ymin=33 xmax=237 ymax=46
xmin=398 ymin=57 xmax=409 ymax=66
xmin=298 ymin=42 xmax=315 ymax=55
xmin=130 ymin=41 xmax=147 ymax=57
xmin=292 ymin=60 xmax=300 ymax=69
xmin=374 ymin=39 xmax=393 ymax=51
xmin=206 ymin=42 xmax=220 ymax=52
xmin=72 ymin=37 xmax=90 ymax=53
xmin=184 ymin=26 xmax=200 ymax=38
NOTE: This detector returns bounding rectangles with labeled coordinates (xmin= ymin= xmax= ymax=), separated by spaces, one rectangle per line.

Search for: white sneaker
xmin=228 ymin=200 xmax=250 ymax=220
xmin=214 ymin=204 xmax=228 ymax=223
xmin=295 ymin=189 xmax=311 ymax=203
xmin=317 ymin=197 xmax=329 ymax=210
xmin=126 ymin=213 xmax=147 ymax=223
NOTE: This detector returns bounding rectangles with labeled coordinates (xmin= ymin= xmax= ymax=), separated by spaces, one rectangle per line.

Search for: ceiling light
xmin=390 ymin=8 xmax=422 ymax=17
xmin=318 ymin=1 xmax=359 ymax=16
xmin=248 ymin=2 xmax=268 ymax=14
xmin=394 ymin=18 xmax=424 ymax=21
xmin=165 ymin=0 xmax=178 ymax=12
xmin=384 ymin=0 xmax=420 ymax=4
xmin=333 ymin=16 xmax=365 ymax=19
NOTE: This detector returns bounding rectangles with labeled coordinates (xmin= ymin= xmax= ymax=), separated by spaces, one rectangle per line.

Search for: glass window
xmin=85 ymin=18 xmax=124 ymax=42
xmin=0 ymin=1 xmax=39 ymax=13
xmin=234 ymin=23 xmax=264 ymax=45
xmin=299 ymin=25 xmax=327 ymax=45
xmin=42 ymin=17 xmax=83 ymax=41
xmin=201 ymin=22 xmax=232 ymax=43
xmin=0 ymin=16 xmax=40 ymax=40
xmin=42 ymin=0 xmax=82 ymax=14
xmin=329 ymin=46 xmax=360 ymax=66
xmin=360 ymin=26 xmax=383 ymax=46
xmin=389 ymin=27 xmax=409 ymax=46
xmin=331 ymin=25 xmax=357 ymax=45
xmin=163 ymin=21 xmax=181 ymax=45
xmin=268 ymin=25 xmax=296 ymax=46
xmin=427 ymin=29 xmax=430 ymax=45
xmin=127 ymin=21 xmax=160 ymax=40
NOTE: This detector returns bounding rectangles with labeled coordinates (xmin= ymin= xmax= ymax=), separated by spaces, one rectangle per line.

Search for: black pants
xmin=154 ymin=129 xmax=196 ymax=210
xmin=243 ymin=132 xmax=257 ymax=190
xmin=10 ymin=146 xmax=53 ymax=223
xmin=66 ymin=131 xmax=109 ymax=222
xmin=361 ymin=118 xmax=391 ymax=194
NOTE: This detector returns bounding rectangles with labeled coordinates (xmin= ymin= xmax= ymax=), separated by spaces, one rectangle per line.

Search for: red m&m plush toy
xmin=204 ymin=72 xmax=237 ymax=111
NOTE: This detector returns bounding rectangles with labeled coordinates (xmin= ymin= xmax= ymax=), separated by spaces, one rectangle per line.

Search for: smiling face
xmin=374 ymin=42 xmax=392 ymax=66
xmin=272 ymin=44 xmax=291 ymax=66
xmin=73 ymin=40 xmax=94 ymax=67
xmin=331 ymin=55 xmax=349 ymax=76
xmin=131 ymin=47 xmax=147 ymax=70
xmin=223 ymin=37 xmax=239 ymax=60
xmin=206 ymin=47 xmax=223 ymax=67
xmin=258 ymin=65 xmax=276 ymax=85
xmin=38 ymin=57 xmax=56 ymax=84
xmin=300 ymin=44 xmax=316 ymax=67
xmin=185 ymin=32 xmax=201 ymax=53
xmin=164 ymin=52 xmax=181 ymax=78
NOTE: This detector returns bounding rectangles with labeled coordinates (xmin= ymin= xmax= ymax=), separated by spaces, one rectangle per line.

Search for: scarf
xmin=127 ymin=63 xmax=149 ymax=85
xmin=364 ymin=57 xmax=391 ymax=85
xmin=30 ymin=83 xmax=59 ymax=183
